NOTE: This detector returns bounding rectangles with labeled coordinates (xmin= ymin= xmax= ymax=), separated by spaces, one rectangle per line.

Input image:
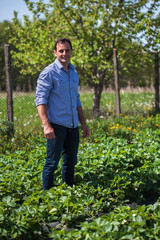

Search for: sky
xmin=1 ymin=0 xmax=160 ymax=23
xmin=0 ymin=0 xmax=49 ymax=23
xmin=0 ymin=0 xmax=33 ymax=22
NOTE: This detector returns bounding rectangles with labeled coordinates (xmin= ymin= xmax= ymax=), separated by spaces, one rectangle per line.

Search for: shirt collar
xmin=55 ymin=59 xmax=75 ymax=70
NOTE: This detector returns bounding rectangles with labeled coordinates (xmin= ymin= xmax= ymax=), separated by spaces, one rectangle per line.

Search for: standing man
xmin=35 ymin=38 xmax=89 ymax=190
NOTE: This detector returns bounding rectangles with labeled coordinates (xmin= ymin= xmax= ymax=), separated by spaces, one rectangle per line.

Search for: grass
xmin=80 ymin=91 xmax=155 ymax=120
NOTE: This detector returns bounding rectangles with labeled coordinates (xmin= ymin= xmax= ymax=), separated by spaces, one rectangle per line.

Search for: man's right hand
xmin=44 ymin=124 xmax=55 ymax=139
xmin=37 ymin=104 xmax=55 ymax=139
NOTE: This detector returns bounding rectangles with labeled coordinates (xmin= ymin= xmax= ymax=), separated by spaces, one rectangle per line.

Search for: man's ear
xmin=54 ymin=50 xmax=57 ymax=57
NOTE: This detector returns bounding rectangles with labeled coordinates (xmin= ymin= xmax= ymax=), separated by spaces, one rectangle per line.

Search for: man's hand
xmin=82 ymin=124 xmax=90 ymax=138
xmin=37 ymin=104 xmax=55 ymax=139
xmin=77 ymin=106 xmax=90 ymax=138
xmin=44 ymin=124 xmax=55 ymax=139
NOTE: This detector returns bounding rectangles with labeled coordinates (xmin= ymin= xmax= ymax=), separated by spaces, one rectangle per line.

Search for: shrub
xmin=0 ymin=120 xmax=14 ymax=138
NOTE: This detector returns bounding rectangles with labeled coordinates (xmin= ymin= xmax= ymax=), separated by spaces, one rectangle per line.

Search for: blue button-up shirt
xmin=35 ymin=59 xmax=82 ymax=128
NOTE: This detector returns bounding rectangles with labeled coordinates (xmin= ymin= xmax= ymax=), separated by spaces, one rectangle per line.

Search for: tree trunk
xmin=92 ymin=83 xmax=103 ymax=118
xmin=28 ymin=79 xmax=32 ymax=92
xmin=113 ymin=48 xmax=121 ymax=117
xmin=155 ymin=51 xmax=159 ymax=113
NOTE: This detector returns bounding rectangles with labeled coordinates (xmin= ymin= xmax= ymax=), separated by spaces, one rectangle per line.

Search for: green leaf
xmin=135 ymin=215 xmax=143 ymax=223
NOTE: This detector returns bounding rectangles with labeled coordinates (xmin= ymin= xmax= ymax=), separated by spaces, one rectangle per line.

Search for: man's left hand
xmin=82 ymin=124 xmax=90 ymax=138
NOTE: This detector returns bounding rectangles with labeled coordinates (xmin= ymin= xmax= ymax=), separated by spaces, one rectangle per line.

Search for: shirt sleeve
xmin=76 ymin=72 xmax=82 ymax=107
xmin=35 ymin=68 xmax=52 ymax=106
xmin=77 ymin=93 xmax=82 ymax=107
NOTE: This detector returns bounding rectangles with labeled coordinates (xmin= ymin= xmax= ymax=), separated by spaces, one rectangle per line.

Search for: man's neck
xmin=56 ymin=59 xmax=70 ymax=72
xmin=62 ymin=62 xmax=69 ymax=72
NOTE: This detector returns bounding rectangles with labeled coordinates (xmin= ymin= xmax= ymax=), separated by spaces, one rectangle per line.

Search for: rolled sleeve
xmin=77 ymin=93 xmax=82 ymax=107
xmin=35 ymin=69 xmax=53 ymax=106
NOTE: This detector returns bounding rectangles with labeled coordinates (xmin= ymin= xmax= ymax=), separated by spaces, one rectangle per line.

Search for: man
xmin=35 ymin=38 xmax=89 ymax=190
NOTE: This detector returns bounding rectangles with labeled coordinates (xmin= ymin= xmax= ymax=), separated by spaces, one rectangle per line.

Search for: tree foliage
xmin=9 ymin=0 xmax=160 ymax=115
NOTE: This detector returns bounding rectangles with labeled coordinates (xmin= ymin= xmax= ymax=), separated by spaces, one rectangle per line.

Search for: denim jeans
xmin=42 ymin=123 xmax=79 ymax=190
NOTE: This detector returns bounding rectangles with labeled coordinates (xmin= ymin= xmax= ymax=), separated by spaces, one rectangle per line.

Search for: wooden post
xmin=155 ymin=51 xmax=159 ymax=113
xmin=113 ymin=48 xmax=121 ymax=117
xmin=4 ymin=44 xmax=13 ymax=122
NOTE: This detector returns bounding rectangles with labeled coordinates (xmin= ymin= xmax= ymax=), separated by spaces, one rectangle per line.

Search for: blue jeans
xmin=42 ymin=123 xmax=79 ymax=190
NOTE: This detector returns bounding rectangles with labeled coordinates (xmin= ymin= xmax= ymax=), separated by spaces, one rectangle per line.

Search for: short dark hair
xmin=54 ymin=38 xmax=72 ymax=51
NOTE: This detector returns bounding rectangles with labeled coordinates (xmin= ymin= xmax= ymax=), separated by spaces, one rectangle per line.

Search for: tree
xmin=140 ymin=0 xmax=160 ymax=113
xmin=9 ymin=0 xmax=160 ymax=116
xmin=145 ymin=1 xmax=160 ymax=113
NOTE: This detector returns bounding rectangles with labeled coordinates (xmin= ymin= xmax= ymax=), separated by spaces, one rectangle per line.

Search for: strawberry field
xmin=0 ymin=92 xmax=160 ymax=239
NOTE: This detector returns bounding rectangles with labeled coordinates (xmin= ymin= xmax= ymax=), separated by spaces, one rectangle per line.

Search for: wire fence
xmin=0 ymin=44 xmax=41 ymax=134
xmin=0 ymin=83 xmax=41 ymax=134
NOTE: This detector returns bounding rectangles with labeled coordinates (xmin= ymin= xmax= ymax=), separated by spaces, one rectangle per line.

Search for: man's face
xmin=54 ymin=42 xmax=72 ymax=66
